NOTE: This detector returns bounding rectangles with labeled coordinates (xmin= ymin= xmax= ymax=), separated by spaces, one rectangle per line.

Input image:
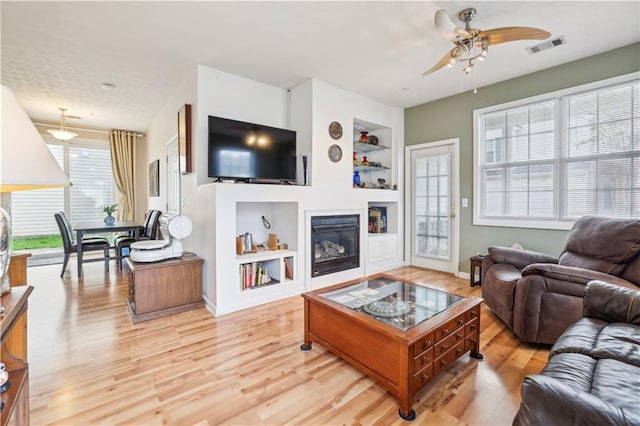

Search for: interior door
xmin=166 ymin=135 xmax=180 ymax=214
xmin=408 ymin=140 xmax=459 ymax=273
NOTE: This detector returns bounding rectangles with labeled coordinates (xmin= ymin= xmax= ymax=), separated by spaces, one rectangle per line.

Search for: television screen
xmin=208 ymin=115 xmax=297 ymax=182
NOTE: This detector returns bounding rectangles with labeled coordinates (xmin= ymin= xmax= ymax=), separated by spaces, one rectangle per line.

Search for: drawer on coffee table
xmin=412 ymin=347 xmax=433 ymax=372
xmin=434 ymin=329 xmax=465 ymax=357
xmin=411 ymin=363 xmax=434 ymax=393
xmin=466 ymin=306 xmax=480 ymax=323
xmin=433 ymin=341 xmax=465 ymax=376
xmin=465 ymin=318 xmax=479 ymax=336
xmin=435 ymin=314 xmax=466 ymax=342
xmin=414 ymin=332 xmax=435 ymax=354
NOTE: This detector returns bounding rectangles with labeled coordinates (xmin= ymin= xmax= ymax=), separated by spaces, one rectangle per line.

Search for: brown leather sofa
xmin=482 ymin=216 xmax=640 ymax=344
xmin=513 ymin=281 xmax=640 ymax=426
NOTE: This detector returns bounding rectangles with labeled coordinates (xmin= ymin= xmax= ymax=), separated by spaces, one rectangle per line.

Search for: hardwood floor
xmin=26 ymin=262 xmax=549 ymax=425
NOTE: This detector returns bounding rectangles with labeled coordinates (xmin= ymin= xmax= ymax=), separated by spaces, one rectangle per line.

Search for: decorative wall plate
xmin=328 ymin=144 xmax=343 ymax=163
xmin=329 ymin=121 xmax=343 ymax=140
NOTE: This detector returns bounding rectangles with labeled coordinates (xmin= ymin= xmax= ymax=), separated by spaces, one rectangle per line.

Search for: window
xmin=474 ymin=73 xmax=640 ymax=229
xmin=11 ymin=137 xmax=114 ymax=238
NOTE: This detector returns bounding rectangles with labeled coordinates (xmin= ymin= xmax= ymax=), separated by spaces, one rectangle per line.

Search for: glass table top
xmin=319 ymin=277 xmax=465 ymax=331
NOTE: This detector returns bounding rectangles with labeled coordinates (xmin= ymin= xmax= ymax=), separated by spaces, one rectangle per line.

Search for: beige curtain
xmin=109 ymin=130 xmax=137 ymax=221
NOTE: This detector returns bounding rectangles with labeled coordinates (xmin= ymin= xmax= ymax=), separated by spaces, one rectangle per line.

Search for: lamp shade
xmin=1 ymin=85 xmax=69 ymax=192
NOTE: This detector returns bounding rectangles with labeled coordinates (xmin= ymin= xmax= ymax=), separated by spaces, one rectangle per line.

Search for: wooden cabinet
xmin=126 ymin=254 xmax=204 ymax=323
xmin=1 ymin=286 xmax=33 ymax=426
xmin=7 ymin=253 xmax=31 ymax=287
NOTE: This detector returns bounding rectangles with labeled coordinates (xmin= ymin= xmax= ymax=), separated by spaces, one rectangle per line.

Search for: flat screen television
xmin=208 ymin=115 xmax=297 ymax=183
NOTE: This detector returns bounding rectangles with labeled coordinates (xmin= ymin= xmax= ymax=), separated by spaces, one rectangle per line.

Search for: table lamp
xmin=1 ymin=85 xmax=70 ymax=296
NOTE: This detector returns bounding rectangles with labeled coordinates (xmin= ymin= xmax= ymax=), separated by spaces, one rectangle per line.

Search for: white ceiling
xmin=2 ymin=1 xmax=639 ymax=133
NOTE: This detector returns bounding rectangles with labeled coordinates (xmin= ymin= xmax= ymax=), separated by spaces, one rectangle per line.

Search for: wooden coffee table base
xmin=301 ymin=274 xmax=483 ymax=421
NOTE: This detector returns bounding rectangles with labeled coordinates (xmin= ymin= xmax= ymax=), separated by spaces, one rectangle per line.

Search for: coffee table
xmin=301 ymin=273 xmax=483 ymax=421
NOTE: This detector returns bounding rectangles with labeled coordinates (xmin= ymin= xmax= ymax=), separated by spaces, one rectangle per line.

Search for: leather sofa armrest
xmin=584 ymin=280 xmax=640 ymax=325
xmin=514 ymin=375 xmax=638 ymax=426
xmin=522 ymin=264 xmax=636 ymax=288
xmin=487 ymin=246 xmax=558 ymax=269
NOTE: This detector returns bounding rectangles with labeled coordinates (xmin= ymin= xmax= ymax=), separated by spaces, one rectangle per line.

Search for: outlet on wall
xmin=462 ymin=198 xmax=469 ymax=208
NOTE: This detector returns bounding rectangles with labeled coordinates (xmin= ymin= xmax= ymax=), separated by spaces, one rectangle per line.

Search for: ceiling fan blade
xmin=480 ymin=27 xmax=551 ymax=45
xmin=434 ymin=9 xmax=468 ymax=41
xmin=422 ymin=51 xmax=454 ymax=76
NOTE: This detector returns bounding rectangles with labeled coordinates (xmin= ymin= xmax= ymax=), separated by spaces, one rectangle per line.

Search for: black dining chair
xmin=54 ymin=211 xmax=111 ymax=277
xmin=114 ymin=209 xmax=161 ymax=268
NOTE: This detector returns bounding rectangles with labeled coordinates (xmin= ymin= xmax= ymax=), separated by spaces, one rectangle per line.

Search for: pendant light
xmin=47 ymin=107 xmax=78 ymax=141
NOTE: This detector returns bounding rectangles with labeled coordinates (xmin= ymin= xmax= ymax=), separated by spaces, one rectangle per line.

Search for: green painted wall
xmin=405 ymin=42 xmax=640 ymax=273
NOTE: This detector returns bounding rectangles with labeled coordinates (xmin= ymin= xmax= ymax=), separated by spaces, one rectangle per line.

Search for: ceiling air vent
xmin=526 ymin=36 xmax=566 ymax=54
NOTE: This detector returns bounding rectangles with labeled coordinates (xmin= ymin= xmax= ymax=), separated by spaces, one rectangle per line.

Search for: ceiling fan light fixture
xmin=423 ymin=8 xmax=550 ymax=77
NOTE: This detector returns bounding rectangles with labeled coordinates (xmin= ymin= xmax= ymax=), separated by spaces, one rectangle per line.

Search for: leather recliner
xmin=481 ymin=216 xmax=640 ymax=344
xmin=513 ymin=281 xmax=640 ymax=425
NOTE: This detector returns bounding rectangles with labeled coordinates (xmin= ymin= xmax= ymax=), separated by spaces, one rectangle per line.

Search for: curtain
xmin=109 ymin=130 xmax=136 ymax=221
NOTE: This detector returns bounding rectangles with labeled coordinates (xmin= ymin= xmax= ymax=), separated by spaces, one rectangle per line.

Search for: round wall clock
xmin=329 ymin=121 xmax=343 ymax=140
xmin=328 ymin=144 xmax=342 ymax=163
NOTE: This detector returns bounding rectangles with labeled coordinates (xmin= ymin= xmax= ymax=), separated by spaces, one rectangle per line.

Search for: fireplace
xmin=311 ymin=214 xmax=359 ymax=277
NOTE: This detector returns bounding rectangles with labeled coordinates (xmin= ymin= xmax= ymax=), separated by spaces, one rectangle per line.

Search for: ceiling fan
xmin=423 ymin=8 xmax=551 ymax=76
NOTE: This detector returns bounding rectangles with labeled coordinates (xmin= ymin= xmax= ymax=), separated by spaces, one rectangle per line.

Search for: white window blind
xmin=11 ymin=139 xmax=114 ymax=238
xmin=69 ymin=144 xmax=114 ymax=223
xmin=11 ymin=145 xmax=65 ymax=237
xmin=475 ymin=74 xmax=640 ymax=229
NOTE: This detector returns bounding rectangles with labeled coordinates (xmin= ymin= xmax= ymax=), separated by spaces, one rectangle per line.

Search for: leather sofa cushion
xmin=591 ymin=323 xmax=640 ymax=368
xmin=542 ymin=352 xmax=596 ymax=392
xmin=551 ymin=317 xmax=607 ymax=358
xmin=542 ymin=354 xmax=640 ymax=420
xmin=551 ymin=318 xmax=640 ymax=368
xmin=592 ymin=359 xmax=640 ymax=415
xmin=559 ymin=216 xmax=640 ymax=273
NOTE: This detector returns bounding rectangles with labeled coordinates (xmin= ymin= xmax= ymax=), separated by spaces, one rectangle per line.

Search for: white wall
xmin=194 ymin=65 xmax=289 ymax=186
xmin=289 ymin=80 xmax=313 ymax=186
xmin=145 ymin=66 xmax=198 ymax=215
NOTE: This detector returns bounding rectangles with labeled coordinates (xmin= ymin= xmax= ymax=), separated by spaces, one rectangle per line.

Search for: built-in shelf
xmin=353 ymin=142 xmax=389 ymax=154
xmin=353 ymin=118 xmax=393 ymax=189
xmin=237 ymin=250 xmax=296 ymax=291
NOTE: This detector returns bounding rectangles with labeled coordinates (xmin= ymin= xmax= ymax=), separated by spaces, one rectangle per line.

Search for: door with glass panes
xmin=409 ymin=140 xmax=459 ymax=273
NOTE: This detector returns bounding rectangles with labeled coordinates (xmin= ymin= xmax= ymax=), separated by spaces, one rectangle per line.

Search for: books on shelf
xmin=284 ymin=257 xmax=293 ymax=280
xmin=239 ymin=261 xmax=278 ymax=290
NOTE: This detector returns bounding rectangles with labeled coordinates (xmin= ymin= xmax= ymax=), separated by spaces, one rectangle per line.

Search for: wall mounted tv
xmin=208 ymin=115 xmax=297 ymax=183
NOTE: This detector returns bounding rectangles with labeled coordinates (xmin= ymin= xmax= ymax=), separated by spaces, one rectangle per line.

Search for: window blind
xmin=476 ymin=76 xmax=640 ymax=228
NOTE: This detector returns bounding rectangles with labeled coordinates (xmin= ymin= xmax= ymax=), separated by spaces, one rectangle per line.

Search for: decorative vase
xmin=362 ymin=156 xmax=368 ymax=165
xmin=353 ymin=171 xmax=361 ymax=187
xmin=353 ymin=151 xmax=358 ymax=165
xmin=359 ymin=131 xmax=369 ymax=143
xmin=104 ymin=213 xmax=115 ymax=225
xmin=369 ymin=135 xmax=379 ymax=145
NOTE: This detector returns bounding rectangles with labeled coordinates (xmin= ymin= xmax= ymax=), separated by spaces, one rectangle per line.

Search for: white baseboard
xmin=458 ymin=271 xmax=470 ymax=280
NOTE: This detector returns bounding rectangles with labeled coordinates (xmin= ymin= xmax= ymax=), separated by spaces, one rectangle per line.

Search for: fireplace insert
xmin=311 ymin=214 xmax=359 ymax=277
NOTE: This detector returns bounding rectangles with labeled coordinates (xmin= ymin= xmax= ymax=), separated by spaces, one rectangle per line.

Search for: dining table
xmin=74 ymin=220 xmax=144 ymax=276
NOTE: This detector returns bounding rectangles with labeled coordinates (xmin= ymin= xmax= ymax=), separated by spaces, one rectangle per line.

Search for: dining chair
xmin=114 ymin=209 xmax=162 ymax=268
xmin=54 ymin=211 xmax=111 ymax=277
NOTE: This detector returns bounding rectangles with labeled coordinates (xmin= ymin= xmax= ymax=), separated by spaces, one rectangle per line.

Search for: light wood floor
xmin=25 ymin=262 xmax=549 ymax=425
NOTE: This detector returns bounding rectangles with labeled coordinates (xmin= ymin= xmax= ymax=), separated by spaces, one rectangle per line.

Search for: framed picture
xmin=149 ymin=159 xmax=159 ymax=197
xmin=178 ymin=104 xmax=192 ymax=174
